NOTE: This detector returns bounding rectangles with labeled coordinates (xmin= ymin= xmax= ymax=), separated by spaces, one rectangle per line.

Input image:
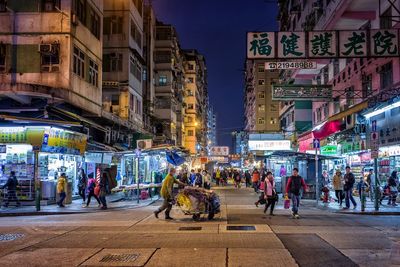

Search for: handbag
xmin=94 ymin=184 xmax=101 ymax=196
xmin=284 ymin=195 xmax=290 ymax=209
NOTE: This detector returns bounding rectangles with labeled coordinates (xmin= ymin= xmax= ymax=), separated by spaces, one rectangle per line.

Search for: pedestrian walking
xmin=320 ymin=170 xmax=330 ymax=203
xmin=264 ymin=172 xmax=277 ymax=216
xmin=366 ymin=169 xmax=375 ymax=201
xmin=388 ymin=171 xmax=398 ymax=206
xmin=285 ymin=168 xmax=307 ymax=219
xmin=189 ymin=169 xmax=196 ymax=185
xmin=221 ymin=169 xmax=228 ymax=186
xmin=233 ymin=170 xmax=241 ymax=188
xmin=252 ymin=168 xmax=260 ymax=193
xmin=254 ymin=175 xmax=266 ymax=207
xmin=154 ymin=168 xmax=185 ymax=220
xmin=77 ymin=168 xmax=87 ymax=204
xmin=85 ymin=176 xmax=101 ymax=207
xmin=333 ymin=170 xmax=344 ymax=206
xmin=343 ymin=166 xmax=357 ymax=210
xmin=99 ymin=172 xmax=108 ymax=210
xmin=1 ymin=171 xmax=21 ymax=207
xmin=215 ymin=169 xmax=221 ymax=186
xmin=56 ymin=173 xmax=67 ymax=207
xmin=194 ymin=169 xmax=203 ymax=187
xmin=178 ymin=170 xmax=189 ymax=189
xmin=245 ymin=170 xmax=251 ymax=188
xmin=203 ymin=170 xmax=211 ymax=189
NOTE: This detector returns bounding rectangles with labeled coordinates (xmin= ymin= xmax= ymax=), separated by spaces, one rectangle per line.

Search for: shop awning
xmin=0 ymin=114 xmax=82 ymax=127
xmin=312 ymin=120 xmax=342 ymax=140
xmin=328 ymin=101 xmax=368 ymax=122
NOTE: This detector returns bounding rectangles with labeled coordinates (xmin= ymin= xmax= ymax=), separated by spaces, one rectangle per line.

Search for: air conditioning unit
xmin=137 ymin=139 xmax=152 ymax=150
xmin=346 ymin=114 xmax=356 ymax=129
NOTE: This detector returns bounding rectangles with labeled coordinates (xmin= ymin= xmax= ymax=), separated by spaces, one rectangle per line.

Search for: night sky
xmin=152 ymin=0 xmax=278 ymax=148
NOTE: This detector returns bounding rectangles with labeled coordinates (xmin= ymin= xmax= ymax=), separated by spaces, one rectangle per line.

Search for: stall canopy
xmin=312 ymin=120 xmax=341 ymax=140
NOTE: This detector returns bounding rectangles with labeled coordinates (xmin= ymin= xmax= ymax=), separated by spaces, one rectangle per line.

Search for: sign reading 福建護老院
xmin=248 ymin=140 xmax=291 ymax=151
xmin=272 ymin=84 xmax=332 ymax=101
xmin=247 ymin=30 xmax=400 ymax=59
xmin=321 ymin=145 xmax=338 ymax=155
xmin=210 ymin=146 xmax=229 ymax=156
xmin=265 ymin=61 xmax=317 ymax=70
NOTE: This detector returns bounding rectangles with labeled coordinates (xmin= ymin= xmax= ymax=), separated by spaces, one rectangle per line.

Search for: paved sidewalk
xmin=0 ymin=192 xmax=159 ymax=216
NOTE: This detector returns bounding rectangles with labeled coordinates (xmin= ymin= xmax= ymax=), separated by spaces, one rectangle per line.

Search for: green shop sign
xmin=321 ymin=145 xmax=338 ymax=155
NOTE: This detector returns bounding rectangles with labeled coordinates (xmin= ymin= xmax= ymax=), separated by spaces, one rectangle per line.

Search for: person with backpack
xmin=1 ymin=171 xmax=21 ymax=207
xmin=77 ymin=168 xmax=87 ymax=204
xmin=343 ymin=166 xmax=357 ymax=210
xmin=285 ymin=168 xmax=307 ymax=219
xmin=85 ymin=175 xmax=101 ymax=207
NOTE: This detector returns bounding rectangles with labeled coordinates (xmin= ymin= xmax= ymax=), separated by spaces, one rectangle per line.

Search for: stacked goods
xmin=176 ymin=187 xmax=221 ymax=215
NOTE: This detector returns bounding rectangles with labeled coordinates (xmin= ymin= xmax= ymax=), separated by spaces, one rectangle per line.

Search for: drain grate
xmin=179 ymin=227 xmax=202 ymax=231
xmin=226 ymin=226 xmax=256 ymax=231
xmin=100 ymin=253 xmax=139 ymax=263
xmin=0 ymin=233 xmax=25 ymax=242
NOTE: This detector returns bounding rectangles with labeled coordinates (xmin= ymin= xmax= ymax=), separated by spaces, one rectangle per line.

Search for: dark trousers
xmin=216 ymin=178 xmax=220 ymax=186
xmin=345 ymin=189 xmax=356 ymax=208
xmin=86 ymin=191 xmax=100 ymax=206
xmin=335 ymin=190 xmax=343 ymax=205
xmin=78 ymin=188 xmax=86 ymax=202
xmin=4 ymin=190 xmax=20 ymax=206
xmin=57 ymin=192 xmax=66 ymax=206
xmin=157 ymin=198 xmax=172 ymax=217
xmin=99 ymin=195 xmax=107 ymax=208
xmin=264 ymin=197 xmax=275 ymax=214
xmin=253 ymin=182 xmax=259 ymax=192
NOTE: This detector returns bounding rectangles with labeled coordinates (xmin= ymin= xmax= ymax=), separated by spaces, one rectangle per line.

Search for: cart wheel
xmin=208 ymin=212 xmax=215 ymax=220
xmin=192 ymin=214 xmax=200 ymax=221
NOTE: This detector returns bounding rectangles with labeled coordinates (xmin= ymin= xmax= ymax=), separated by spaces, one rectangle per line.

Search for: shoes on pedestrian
xmin=154 ymin=211 xmax=159 ymax=219
xmin=270 ymin=213 xmax=275 ymax=216
xmin=254 ymin=202 xmax=258 ymax=207
xmin=353 ymin=205 xmax=357 ymax=209
xmin=101 ymin=206 xmax=107 ymax=210
xmin=342 ymin=207 xmax=349 ymax=210
xmin=59 ymin=204 xmax=65 ymax=208
xmin=98 ymin=204 xmax=102 ymax=208
xmin=392 ymin=203 xmax=398 ymax=206
xmin=165 ymin=216 xmax=174 ymax=220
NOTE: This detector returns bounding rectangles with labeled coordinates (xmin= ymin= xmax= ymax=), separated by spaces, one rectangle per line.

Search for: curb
xmin=0 ymin=198 xmax=159 ymax=217
xmin=316 ymin=205 xmax=400 ymax=216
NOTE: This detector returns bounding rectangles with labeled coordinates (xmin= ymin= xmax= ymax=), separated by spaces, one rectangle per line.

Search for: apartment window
xmin=154 ymin=51 xmax=171 ymax=63
xmin=135 ymin=98 xmax=141 ymax=115
xmin=130 ymin=19 xmax=142 ymax=48
xmin=130 ymin=56 xmax=142 ymax=81
xmin=188 ymin=77 xmax=194 ymax=83
xmin=270 ymin=118 xmax=277 ymax=125
xmin=89 ymin=7 xmax=100 ymax=39
xmin=187 ymin=116 xmax=194 ymax=123
xmin=362 ymin=74 xmax=372 ymax=99
xmin=187 ymin=104 xmax=194 ymax=110
xmin=258 ymin=79 xmax=265 ymax=86
xmin=40 ymin=44 xmax=60 ymax=72
xmin=333 ymin=59 xmax=339 ymax=76
xmin=187 ymin=130 xmax=194 ymax=136
xmin=258 ymin=117 xmax=265 ymax=124
xmin=132 ymin=0 xmax=143 ymax=16
xmin=258 ymin=92 xmax=265 ymax=99
xmin=104 ymin=16 xmax=122 ymax=35
xmin=187 ymin=90 xmax=193 ymax=96
xmin=0 ymin=44 xmax=6 ymax=72
xmin=316 ymin=108 xmax=321 ymax=122
xmin=380 ymin=62 xmax=393 ymax=90
xmin=73 ymin=0 xmax=86 ymax=22
xmin=159 ymin=75 xmax=167 ymax=86
xmin=129 ymin=94 xmax=134 ymax=110
xmin=258 ymin=64 xmax=264 ymax=72
xmin=73 ymin=46 xmax=85 ymax=77
xmin=291 ymin=111 xmax=295 ymax=122
xmin=88 ymin=59 xmax=98 ymax=87
xmin=323 ymin=104 xmax=329 ymax=117
xmin=270 ymin=104 xmax=278 ymax=112
xmin=333 ymin=96 xmax=340 ymax=114
xmin=188 ymin=64 xmax=194 ymax=70
xmin=103 ymin=53 xmax=122 ymax=72
xmin=111 ymin=94 xmax=119 ymax=105
xmin=41 ymin=0 xmax=60 ymax=12
xmin=258 ymin=104 xmax=265 ymax=111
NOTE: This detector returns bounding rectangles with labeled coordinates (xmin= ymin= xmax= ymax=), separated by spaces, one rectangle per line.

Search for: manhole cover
xmin=100 ymin=253 xmax=139 ymax=263
xmin=0 ymin=233 xmax=25 ymax=242
xmin=226 ymin=226 xmax=256 ymax=231
xmin=179 ymin=227 xmax=202 ymax=231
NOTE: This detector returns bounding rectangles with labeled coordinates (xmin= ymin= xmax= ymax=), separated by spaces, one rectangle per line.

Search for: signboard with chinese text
xmin=248 ymin=140 xmax=291 ymax=151
xmin=265 ymin=61 xmax=317 ymax=70
xmin=272 ymin=84 xmax=332 ymax=101
xmin=41 ymin=128 xmax=87 ymax=155
xmin=247 ymin=30 xmax=400 ymax=59
xmin=321 ymin=145 xmax=338 ymax=155
xmin=210 ymin=146 xmax=230 ymax=156
xmin=0 ymin=127 xmax=44 ymax=147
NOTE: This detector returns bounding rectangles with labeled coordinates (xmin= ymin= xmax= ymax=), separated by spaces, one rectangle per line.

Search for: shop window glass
xmin=391 ymin=107 xmax=400 ymax=117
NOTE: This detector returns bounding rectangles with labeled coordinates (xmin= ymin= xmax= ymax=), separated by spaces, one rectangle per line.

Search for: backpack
xmin=290 ymin=175 xmax=302 ymax=195
xmin=87 ymin=180 xmax=96 ymax=192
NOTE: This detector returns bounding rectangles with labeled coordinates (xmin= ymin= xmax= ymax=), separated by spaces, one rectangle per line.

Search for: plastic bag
xmin=284 ymin=195 xmax=290 ymax=209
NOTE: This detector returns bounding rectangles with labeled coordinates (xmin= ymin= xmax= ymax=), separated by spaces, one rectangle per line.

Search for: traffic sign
xmin=370 ymin=132 xmax=379 ymax=159
xmin=313 ymin=139 xmax=320 ymax=149
xmin=371 ymin=120 xmax=377 ymax=132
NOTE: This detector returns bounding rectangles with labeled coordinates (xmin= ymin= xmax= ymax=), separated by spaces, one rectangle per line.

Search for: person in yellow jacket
xmin=56 ymin=173 xmax=67 ymax=207
xmin=333 ymin=170 xmax=344 ymax=206
xmin=154 ymin=168 xmax=185 ymax=220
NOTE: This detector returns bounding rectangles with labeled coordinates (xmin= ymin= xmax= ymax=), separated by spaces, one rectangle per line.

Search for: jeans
xmin=157 ymin=198 xmax=173 ymax=217
xmin=345 ymin=189 xmax=356 ymax=208
xmin=252 ymin=182 xmax=259 ymax=192
xmin=99 ymin=195 xmax=107 ymax=208
xmin=335 ymin=190 xmax=343 ymax=205
xmin=264 ymin=196 xmax=276 ymax=214
xmin=58 ymin=192 xmax=66 ymax=206
xmin=78 ymin=187 xmax=86 ymax=202
xmin=86 ymin=191 xmax=100 ymax=206
xmin=291 ymin=194 xmax=300 ymax=214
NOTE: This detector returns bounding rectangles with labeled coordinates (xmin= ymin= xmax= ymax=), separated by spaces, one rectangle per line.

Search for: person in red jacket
xmin=285 ymin=168 xmax=307 ymax=219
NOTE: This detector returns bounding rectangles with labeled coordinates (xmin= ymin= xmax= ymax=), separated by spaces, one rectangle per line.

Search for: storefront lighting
xmin=364 ymin=100 xmax=400 ymax=119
